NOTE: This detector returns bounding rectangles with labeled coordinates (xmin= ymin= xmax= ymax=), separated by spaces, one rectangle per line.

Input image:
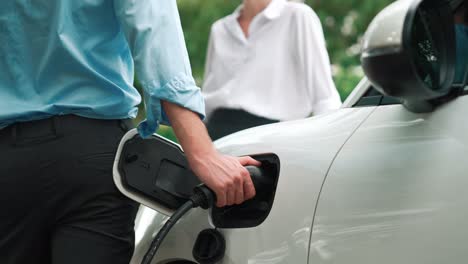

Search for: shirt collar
xmin=263 ymin=0 xmax=287 ymax=20
xmin=224 ymin=0 xmax=287 ymax=43
xmin=232 ymin=0 xmax=287 ymax=20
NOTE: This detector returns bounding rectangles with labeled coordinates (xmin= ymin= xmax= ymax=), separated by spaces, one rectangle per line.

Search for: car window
xmin=411 ymin=5 xmax=443 ymax=91
xmin=353 ymin=87 xmax=400 ymax=107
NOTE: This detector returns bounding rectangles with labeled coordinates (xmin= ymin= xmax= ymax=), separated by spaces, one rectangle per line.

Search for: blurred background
xmin=138 ymin=0 xmax=394 ymax=141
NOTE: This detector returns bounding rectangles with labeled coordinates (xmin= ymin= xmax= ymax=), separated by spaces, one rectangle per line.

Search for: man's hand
xmin=161 ymin=101 xmax=261 ymax=207
xmin=190 ymin=154 xmax=261 ymax=207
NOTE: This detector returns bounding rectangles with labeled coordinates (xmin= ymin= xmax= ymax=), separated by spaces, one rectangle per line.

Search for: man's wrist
xmin=186 ymin=146 xmax=218 ymax=167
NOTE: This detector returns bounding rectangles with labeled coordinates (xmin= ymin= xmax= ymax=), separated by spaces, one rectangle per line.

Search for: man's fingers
xmin=215 ymin=190 xmax=227 ymax=208
xmin=238 ymin=156 xmax=261 ymax=166
xmin=226 ymin=187 xmax=235 ymax=206
xmin=235 ymin=186 xmax=244 ymax=204
xmin=234 ymin=173 xmax=245 ymax=204
xmin=199 ymin=154 xmax=260 ymax=207
xmin=238 ymin=160 xmax=257 ymax=201
xmin=243 ymin=175 xmax=256 ymax=200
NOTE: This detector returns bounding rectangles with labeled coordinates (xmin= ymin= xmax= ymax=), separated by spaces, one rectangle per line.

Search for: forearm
xmin=162 ymin=100 xmax=259 ymax=207
xmin=161 ymin=101 xmax=215 ymax=165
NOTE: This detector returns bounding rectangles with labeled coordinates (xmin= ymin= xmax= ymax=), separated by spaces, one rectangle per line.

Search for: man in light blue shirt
xmin=0 ymin=1 xmax=259 ymax=263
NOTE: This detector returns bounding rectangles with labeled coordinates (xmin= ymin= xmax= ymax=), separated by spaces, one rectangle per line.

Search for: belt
xmin=0 ymin=115 xmax=134 ymax=146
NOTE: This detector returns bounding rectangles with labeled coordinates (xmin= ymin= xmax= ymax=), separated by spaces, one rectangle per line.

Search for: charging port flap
xmin=113 ymin=129 xmax=281 ymax=225
xmin=113 ymin=129 xmax=201 ymax=215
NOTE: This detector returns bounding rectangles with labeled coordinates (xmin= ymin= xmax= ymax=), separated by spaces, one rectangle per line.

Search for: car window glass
xmin=411 ymin=5 xmax=443 ymax=91
xmin=453 ymin=1 xmax=467 ymax=87
xmin=354 ymin=87 xmax=400 ymax=107
xmin=363 ymin=88 xmax=383 ymax=97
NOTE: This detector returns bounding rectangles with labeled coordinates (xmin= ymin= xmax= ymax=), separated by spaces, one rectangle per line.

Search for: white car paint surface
xmin=131 ymin=106 xmax=376 ymax=264
xmin=309 ymin=96 xmax=468 ymax=264
xmin=131 ymin=83 xmax=468 ymax=264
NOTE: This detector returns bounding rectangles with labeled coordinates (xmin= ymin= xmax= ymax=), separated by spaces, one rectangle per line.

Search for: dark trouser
xmin=206 ymin=108 xmax=279 ymax=141
xmin=0 ymin=115 xmax=138 ymax=264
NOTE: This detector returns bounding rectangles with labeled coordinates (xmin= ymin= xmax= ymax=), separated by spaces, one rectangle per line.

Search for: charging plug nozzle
xmin=191 ymin=185 xmax=215 ymax=209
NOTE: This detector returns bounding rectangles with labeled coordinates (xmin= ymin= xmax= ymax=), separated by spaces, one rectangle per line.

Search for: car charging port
xmin=114 ymin=133 xmax=280 ymax=264
xmin=211 ymin=154 xmax=281 ymax=229
xmin=192 ymin=229 xmax=226 ymax=264
xmin=140 ymin=165 xmax=272 ymax=264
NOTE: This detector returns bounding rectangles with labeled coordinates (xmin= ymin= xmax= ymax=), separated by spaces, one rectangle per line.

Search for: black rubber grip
xmin=245 ymin=166 xmax=271 ymax=190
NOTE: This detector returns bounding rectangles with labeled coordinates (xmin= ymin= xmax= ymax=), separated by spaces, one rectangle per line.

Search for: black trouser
xmin=0 ymin=115 xmax=138 ymax=264
xmin=206 ymin=108 xmax=279 ymax=140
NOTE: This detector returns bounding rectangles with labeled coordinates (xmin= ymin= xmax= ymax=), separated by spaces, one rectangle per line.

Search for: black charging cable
xmin=141 ymin=184 xmax=215 ymax=264
xmin=141 ymin=166 xmax=263 ymax=264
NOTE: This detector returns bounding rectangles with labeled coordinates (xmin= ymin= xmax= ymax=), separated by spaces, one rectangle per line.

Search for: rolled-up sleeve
xmin=114 ymin=0 xmax=205 ymax=138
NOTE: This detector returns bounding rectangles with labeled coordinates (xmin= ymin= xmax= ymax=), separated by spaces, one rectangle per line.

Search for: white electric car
xmin=117 ymin=0 xmax=467 ymax=263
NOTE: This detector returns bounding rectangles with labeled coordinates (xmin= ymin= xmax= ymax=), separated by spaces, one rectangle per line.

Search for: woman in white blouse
xmin=203 ymin=0 xmax=342 ymax=140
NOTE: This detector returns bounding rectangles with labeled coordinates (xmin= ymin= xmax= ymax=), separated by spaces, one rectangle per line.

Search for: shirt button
xmin=174 ymin=80 xmax=182 ymax=89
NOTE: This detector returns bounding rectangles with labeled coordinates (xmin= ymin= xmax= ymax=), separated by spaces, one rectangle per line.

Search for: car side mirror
xmin=361 ymin=0 xmax=456 ymax=112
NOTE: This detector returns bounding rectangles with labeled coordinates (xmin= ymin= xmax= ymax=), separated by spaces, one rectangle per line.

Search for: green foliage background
xmin=177 ymin=0 xmax=393 ymax=99
xmin=152 ymin=0 xmax=394 ymax=140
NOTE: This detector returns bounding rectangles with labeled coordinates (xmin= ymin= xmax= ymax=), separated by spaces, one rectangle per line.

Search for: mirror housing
xmin=361 ymin=0 xmax=456 ymax=112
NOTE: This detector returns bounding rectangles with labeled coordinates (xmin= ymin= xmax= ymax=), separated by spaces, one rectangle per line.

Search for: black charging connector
xmin=191 ymin=185 xmax=215 ymax=210
xmin=141 ymin=185 xmax=213 ymax=264
xmin=141 ymin=166 xmax=263 ymax=264
xmin=117 ymin=134 xmax=279 ymax=264
xmin=141 ymin=199 xmax=195 ymax=264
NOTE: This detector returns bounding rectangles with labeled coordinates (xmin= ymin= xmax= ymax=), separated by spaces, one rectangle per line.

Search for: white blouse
xmin=202 ymin=0 xmax=342 ymax=121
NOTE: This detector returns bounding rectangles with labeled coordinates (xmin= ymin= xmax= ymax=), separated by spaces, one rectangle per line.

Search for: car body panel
xmin=130 ymin=107 xmax=375 ymax=264
xmin=309 ymin=95 xmax=468 ymax=264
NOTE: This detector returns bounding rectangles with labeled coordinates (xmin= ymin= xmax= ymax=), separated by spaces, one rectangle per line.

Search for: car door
xmin=309 ymin=87 xmax=468 ymax=264
xmin=130 ymin=104 xmax=377 ymax=264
